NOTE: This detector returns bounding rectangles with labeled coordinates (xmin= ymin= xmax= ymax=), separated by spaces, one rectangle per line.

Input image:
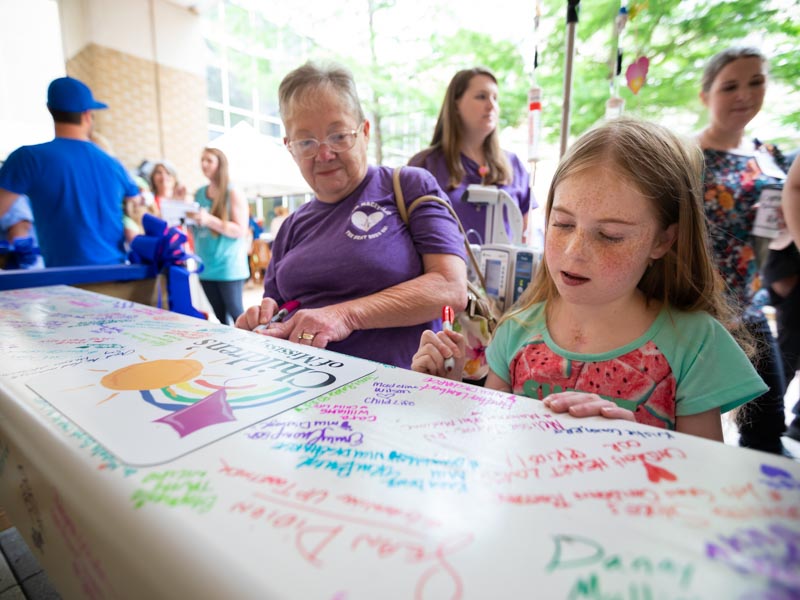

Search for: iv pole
xmin=559 ymin=0 xmax=580 ymax=158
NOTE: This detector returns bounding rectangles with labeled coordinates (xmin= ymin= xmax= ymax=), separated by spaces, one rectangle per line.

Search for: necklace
xmin=478 ymin=164 xmax=489 ymax=185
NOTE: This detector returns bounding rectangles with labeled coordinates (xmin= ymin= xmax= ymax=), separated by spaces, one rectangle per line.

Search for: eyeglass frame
xmin=285 ymin=122 xmax=367 ymax=159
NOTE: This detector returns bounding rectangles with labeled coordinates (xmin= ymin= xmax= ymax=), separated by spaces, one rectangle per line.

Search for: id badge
xmin=754 ymin=150 xmax=786 ymax=180
xmin=752 ymin=185 xmax=784 ymax=239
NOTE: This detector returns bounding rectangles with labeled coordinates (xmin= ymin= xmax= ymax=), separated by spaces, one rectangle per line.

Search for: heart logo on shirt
xmin=351 ymin=211 xmax=384 ymax=232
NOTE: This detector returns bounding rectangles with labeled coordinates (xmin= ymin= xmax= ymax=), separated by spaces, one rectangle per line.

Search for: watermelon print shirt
xmin=486 ymin=302 xmax=767 ymax=430
xmin=702 ymin=147 xmax=786 ymax=308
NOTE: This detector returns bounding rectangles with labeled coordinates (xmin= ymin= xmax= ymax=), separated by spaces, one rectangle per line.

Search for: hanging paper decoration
xmin=628 ymin=1 xmax=648 ymax=20
xmin=626 ymin=56 xmax=649 ymax=94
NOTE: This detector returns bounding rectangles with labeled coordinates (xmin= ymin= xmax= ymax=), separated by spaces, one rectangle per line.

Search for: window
xmin=259 ymin=121 xmax=282 ymax=138
xmin=203 ymin=1 xmax=311 ymax=145
xmin=208 ymin=108 xmax=224 ymax=126
xmin=206 ymin=65 xmax=223 ymax=104
xmin=230 ymin=113 xmax=253 ymax=128
xmin=227 ymin=49 xmax=252 ymax=111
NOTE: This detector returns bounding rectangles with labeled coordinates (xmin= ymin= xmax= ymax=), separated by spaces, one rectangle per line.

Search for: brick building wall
xmin=66 ymin=43 xmax=206 ymax=193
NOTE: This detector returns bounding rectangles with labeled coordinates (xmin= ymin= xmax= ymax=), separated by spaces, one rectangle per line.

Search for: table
xmin=0 ymin=285 xmax=797 ymax=599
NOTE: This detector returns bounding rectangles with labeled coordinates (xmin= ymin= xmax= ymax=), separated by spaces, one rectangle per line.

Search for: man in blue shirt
xmin=0 ymin=77 xmax=140 ymax=267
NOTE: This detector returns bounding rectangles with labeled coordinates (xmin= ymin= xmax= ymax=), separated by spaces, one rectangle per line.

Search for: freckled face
xmin=546 ymin=166 xmax=675 ymax=309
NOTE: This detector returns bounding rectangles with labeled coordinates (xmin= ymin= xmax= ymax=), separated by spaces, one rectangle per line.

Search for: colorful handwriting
xmin=362 ymin=382 xmax=417 ymax=406
xmin=220 ymin=460 xmax=446 ymax=534
xmin=407 ymin=412 xmax=565 ymax=438
xmin=295 ymin=374 xmax=377 ymax=412
xmin=555 ymin=425 xmax=676 ymax=439
xmin=705 ymin=523 xmax=800 ymax=594
xmin=759 ymin=463 xmax=800 ymax=492
xmin=230 ymin=492 xmax=472 ymax=599
xmin=317 ymin=403 xmax=377 ymax=421
xmin=51 ymin=491 xmax=118 ymax=599
xmin=215 ymin=458 xmax=472 ymax=597
xmin=248 ymin=419 xmax=364 ymax=447
xmin=419 ymin=378 xmax=517 ymax=410
xmin=268 ymin=441 xmax=475 ymax=493
xmin=0 ymin=439 xmax=7 ymax=475
xmin=125 ymin=331 xmax=188 ymax=346
xmin=131 ymin=469 xmax=216 ymax=513
xmin=34 ymin=398 xmax=138 ymax=476
xmin=218 ymin=459 xmax=289 ymax=488
xmin=16 ymin=463 xmax=45 ymax=552
xmin=546 ymin=534 xmax=695 ymax=598
xmin=336 ymin=494 xmax=443 ymax=530
xmin=484 ymin=449 xmax=609 ymax=484
xmin=371 ymin=382 xmax=416 ymax=398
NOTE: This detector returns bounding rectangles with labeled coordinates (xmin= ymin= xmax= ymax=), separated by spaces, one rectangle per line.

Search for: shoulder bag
xmin=392 ymin=166 xmax=500 ymax=380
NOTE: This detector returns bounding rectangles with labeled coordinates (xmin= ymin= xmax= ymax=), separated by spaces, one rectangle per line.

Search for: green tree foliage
xmin=355 ymin=27 xmax=530 ymax=164
xmin=420 ymin=29 xmax=530 ymax=131
xmin=535 ymin=0 xmax=800 ymax=146
xmin=209 ymin=0 xmax=799 ymax=166
xmin=356 ymin=0 xmax=800 ymax=161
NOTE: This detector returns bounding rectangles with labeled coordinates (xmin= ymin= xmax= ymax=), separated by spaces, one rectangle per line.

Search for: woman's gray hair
xmin=701 ymin=47 xmax=766 ymax=93
xmin=278 ymin=61 xmax=365 ymax=124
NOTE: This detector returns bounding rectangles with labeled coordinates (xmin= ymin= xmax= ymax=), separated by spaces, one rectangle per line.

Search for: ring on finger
xmin=298 ymin=332 xmax=316 ymax=341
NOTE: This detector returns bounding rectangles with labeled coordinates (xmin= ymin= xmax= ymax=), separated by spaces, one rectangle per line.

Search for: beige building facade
xmin=58 ymin=0 xmax=209 ymax=191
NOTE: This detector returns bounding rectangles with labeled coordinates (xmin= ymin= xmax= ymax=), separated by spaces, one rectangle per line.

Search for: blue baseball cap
xmin=47 ymin=77 xmax=108 ymax=112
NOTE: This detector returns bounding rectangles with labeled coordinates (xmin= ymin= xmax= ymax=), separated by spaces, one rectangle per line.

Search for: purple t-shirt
xmin=263 ymin=165 xmax=466 ymax=369
xmin=408 ymin=148 xmax=533 ymax=244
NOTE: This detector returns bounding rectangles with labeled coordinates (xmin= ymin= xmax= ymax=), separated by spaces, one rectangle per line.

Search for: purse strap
xmin=392 ymin=166 xmax=489 ymax=292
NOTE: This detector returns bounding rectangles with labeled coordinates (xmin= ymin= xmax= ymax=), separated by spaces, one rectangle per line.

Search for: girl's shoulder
xmin=497 ymin=301 xmax=547 ymax=337
xmin=656 ymin=306 xmax=732 ymax=349
xmin=662 ymin=305 xmax=718 ymax=327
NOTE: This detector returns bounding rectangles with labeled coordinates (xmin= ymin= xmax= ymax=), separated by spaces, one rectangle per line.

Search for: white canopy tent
xmin=207 ymin=121 xmax=311 ymax=198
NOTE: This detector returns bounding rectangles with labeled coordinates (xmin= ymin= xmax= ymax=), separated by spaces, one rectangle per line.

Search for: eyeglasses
xmin=286 ymin=122 xmax=365 ymax=159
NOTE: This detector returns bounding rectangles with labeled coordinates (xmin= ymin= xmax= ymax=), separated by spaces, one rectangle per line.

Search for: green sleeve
xmin=662 ymin=311 xmax=768 ymax=416
xmin=485 ymin=303 xmax=545 ymax=385
xmin=486 ymin=318 xmax=514 ymax=384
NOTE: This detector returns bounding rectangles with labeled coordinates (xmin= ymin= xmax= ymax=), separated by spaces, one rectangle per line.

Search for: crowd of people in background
xmin=0 ymin=46 xmax=797 ymax=453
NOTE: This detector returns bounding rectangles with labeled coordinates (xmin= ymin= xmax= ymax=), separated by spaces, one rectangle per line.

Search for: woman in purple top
xmin=408 ymin=67 xmax=533 ymax=244
xmin=235 ymin=61 xmax=467 ymax=369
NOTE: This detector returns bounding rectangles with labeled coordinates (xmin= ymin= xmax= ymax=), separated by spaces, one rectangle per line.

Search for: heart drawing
xmin=642 ymin=460 xmax=677 ymax=483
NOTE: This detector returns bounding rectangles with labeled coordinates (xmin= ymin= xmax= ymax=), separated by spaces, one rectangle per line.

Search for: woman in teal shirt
xmin=188 ymin=147 xmax=249 ymax=324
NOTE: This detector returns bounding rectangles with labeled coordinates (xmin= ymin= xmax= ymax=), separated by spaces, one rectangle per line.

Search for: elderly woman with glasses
xmin=235 ymin=61 xmax=467 ymax=369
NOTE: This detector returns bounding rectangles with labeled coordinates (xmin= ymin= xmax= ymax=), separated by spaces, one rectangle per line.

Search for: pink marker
xmin=442 ymin=305 xmax=455 ymax=372
xmin=254 ymin=300 xmax=300 ymax=332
